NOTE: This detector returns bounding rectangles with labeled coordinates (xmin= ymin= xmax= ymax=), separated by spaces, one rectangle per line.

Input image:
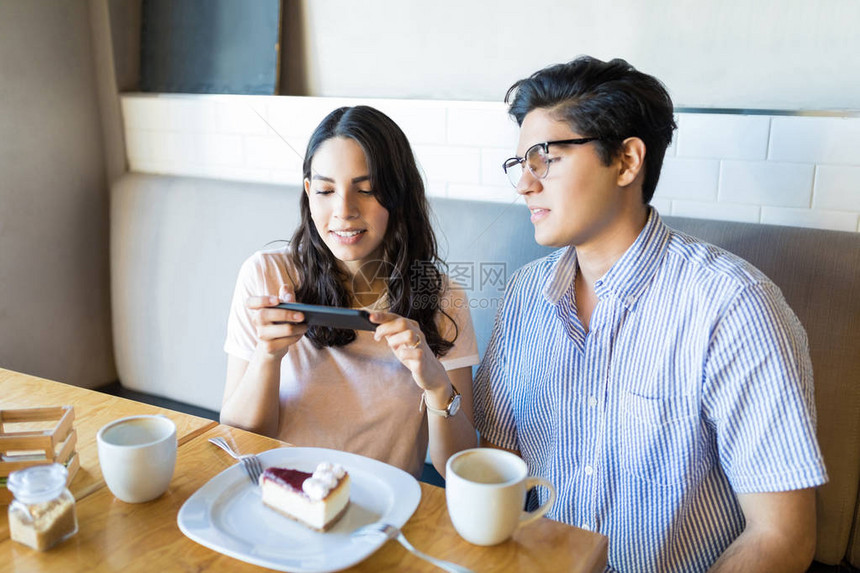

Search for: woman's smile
xmin=330 ymin=228 xmax=367 ymax=244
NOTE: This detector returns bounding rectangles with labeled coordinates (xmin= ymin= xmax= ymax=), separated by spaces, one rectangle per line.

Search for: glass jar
xmin=7 ymin=463 xmax=78 ymax=551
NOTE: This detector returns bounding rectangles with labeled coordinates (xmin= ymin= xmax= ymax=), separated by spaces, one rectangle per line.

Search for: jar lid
xmin=7 ymin=463 xmax=68 ymax=504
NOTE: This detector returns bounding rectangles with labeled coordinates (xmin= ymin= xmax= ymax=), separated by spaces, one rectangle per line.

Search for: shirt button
xmin=581 ymin=523 xmax=591 ymax=531
xmin=588 ymin=396 xmax=597 ymax=407
xmin=625 ymin=295 xmax=636 ymax=306
xmin=584 ymin=465 xmax=594 ymax=476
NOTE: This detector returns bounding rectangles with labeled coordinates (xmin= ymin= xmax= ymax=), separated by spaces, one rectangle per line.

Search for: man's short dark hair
xmin=505 ymin=56 xmax=677 ymax=204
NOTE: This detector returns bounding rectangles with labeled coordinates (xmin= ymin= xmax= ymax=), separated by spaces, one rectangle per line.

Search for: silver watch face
xmin=448 ymin=393 xmax=461 ymax=417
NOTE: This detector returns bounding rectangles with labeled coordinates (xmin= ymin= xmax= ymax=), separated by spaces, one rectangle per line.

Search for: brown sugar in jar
xmin=7 ymin=464 xmax=78 ymax=551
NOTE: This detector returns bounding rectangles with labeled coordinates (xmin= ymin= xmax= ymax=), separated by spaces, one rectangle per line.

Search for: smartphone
xmin=273 ymin=302 xmax=377 ymax=331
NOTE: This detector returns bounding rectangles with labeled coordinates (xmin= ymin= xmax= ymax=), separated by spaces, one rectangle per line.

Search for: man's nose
xmin=516 ymin=170 xmax=540 ymax=196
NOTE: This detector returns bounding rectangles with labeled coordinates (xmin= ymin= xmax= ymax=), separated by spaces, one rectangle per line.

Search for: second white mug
xmin=97 ymin=415 xmax=177 ymax=503
xmin=445 ymin=448 xmax=556 ymax=546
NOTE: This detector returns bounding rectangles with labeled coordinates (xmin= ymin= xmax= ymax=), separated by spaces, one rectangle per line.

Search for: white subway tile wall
xmin=446 ymin=105 xmax=519 ymax=148
xmin=121 ymin=95 xmax=860 ymax=232
xmin=676 ymin=114 xmax=770 ymax=160
xmin=761 ymin=207 xmax=859 ymax=232
xmin=814 ymin=165 xmax=860 ymax=212
xmin=671 ymin=200 xmax=761 ymax=224
xmin=719 ymin=160 xmax=815 ymax=208
xmin=769 ymin=117 xmax=860 ymax=165
xmin=657 ymin=158 xmax=720 ymax=202
xmin=413 ymin=145 xmax=482 ymax=185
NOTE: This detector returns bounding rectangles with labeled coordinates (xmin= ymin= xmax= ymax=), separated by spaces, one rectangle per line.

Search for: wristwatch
xmin=421 ymin=384 xmax=461 ymax=418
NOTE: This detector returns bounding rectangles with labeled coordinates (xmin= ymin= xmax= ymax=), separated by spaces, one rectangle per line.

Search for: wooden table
xmin=0 ymin=369 xmax=608 ymax=572
xmin=0 ymin=369 xmax=216 ymax=541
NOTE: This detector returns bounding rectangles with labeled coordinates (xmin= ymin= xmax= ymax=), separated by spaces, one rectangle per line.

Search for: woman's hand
xmin=372 ymin=311 xmax=477 ymax=477
xmin=247 ymin=284 xmax=308 ymax=360
xmin=370 ymin=312 xmax=449 ymax=396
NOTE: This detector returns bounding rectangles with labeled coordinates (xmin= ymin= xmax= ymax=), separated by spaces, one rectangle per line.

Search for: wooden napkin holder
xmin=0 ymin=406 xmax=78 ymax=504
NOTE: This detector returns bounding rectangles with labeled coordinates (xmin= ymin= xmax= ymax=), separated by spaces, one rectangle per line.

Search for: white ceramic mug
xmin=97 ymin=415 xmax=177 ymax=503
xmin=445 ymin=448 xmax=556 ymax=546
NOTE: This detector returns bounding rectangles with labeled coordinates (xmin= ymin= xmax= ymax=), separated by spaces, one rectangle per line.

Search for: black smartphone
xmin=273 ymin=302 xmax=377 ymax=331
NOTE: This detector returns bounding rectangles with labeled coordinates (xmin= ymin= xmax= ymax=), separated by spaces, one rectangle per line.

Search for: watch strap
xmin=420 ymin=384 xmax=460 ymax=418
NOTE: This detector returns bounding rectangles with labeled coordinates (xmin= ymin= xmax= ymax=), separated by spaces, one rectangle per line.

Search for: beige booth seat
xmin=111 ymin=173 xmax=860 ymax=568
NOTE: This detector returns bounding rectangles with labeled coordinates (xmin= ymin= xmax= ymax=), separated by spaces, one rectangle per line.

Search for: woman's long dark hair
xmin=291 ymin=105 xmax=456 ymax=356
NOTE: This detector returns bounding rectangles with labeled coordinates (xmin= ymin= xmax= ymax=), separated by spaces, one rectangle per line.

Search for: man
xmin=473 ymin=56 xmax=827 ymax=573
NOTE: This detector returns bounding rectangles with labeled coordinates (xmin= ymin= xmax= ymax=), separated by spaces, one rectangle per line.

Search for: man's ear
xmin=617 ymin=137 xmax=646 ymax=188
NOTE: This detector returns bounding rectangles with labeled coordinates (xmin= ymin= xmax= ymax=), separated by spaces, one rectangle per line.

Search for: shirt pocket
xmin=618 ymin=391 xmax=703 ymax=487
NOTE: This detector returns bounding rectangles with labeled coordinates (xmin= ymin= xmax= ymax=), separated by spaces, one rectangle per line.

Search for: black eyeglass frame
xmin=502 ymin=137 xmax=600 ymax=187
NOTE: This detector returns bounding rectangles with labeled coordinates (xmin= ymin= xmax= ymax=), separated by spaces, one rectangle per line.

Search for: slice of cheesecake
xmin=260 ymin=462 xmax=350 ymax=532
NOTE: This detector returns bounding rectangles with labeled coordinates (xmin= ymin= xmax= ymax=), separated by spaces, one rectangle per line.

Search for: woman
xmin=221 ymin=106 xmax=479 ymax=478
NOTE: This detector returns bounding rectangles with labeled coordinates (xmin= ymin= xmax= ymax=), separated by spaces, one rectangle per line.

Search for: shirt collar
xmin=543 ymin=208 xmax=670 ymax=310
xmin=543 ymin=247 xmax=578 ymax=304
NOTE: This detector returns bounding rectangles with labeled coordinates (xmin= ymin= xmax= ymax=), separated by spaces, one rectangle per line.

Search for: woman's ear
xmin=617 ymin=137 xmax=646 ymax=188
xmin=303 ymin=177 xmax=311 ymax=195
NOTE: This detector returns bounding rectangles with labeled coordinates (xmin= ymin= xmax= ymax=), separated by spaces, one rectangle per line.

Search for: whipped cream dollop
xmin=301 ymin=463 xmax=346 ymax=501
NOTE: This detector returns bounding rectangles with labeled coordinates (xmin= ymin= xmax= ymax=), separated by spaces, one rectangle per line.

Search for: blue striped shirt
xmin=474 ymin=210 xmax=828 ymax=573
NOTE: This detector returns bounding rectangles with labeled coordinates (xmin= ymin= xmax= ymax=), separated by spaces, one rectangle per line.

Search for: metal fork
xmin=353 ymin=522 xmax=474 ymax=573
xmin=208 ymin=437 xmax=264 ymax=484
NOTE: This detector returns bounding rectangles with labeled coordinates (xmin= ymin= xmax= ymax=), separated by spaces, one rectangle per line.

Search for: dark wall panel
xmin=140 ymin=0 xmax=281 ymax=94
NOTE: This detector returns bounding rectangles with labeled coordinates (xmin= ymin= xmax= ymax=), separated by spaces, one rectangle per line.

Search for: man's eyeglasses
xmin=502 ymin=138 xmax=600 ymax=188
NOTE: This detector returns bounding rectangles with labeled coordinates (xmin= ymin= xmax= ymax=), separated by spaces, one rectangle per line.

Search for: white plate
xmin=178 ymin=447 xmax=421 ymax=572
